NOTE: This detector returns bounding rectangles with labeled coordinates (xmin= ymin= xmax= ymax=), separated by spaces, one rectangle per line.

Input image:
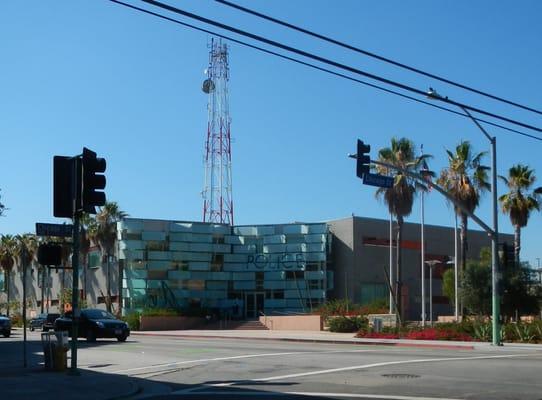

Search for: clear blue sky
xmin=1 ymin=1 xmax=541 ymax=266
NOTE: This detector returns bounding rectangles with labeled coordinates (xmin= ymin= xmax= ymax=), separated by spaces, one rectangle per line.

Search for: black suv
xmin=30 ymin=313 xmax=60 ymax=331
xmin=0 ymin=315 xmax=11 ymax=337
xmin=54 ymin=309 xmax=130 ymax=342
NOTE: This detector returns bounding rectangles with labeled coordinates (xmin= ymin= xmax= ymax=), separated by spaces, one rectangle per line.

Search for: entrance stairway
xmin=206 ymin=319 xmax=269 ymax=330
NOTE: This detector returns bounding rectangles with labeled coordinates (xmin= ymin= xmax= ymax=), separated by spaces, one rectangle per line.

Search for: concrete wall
xmin=328 ymin=216 xmax=514 ymax=322
xmin=259 ymin=315 xmax=323 ymax=331
xmin=140 ymin=316 xmax=206 ymax=331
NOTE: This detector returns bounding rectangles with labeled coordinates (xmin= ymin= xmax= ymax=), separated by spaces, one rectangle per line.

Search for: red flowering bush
xmin=404 ymin=328 xmax=473 ymax=341
xmin=357 ymin=331 xmax=400 ymax=339
xmin=356 ymin=326 xmax=473 ymax=341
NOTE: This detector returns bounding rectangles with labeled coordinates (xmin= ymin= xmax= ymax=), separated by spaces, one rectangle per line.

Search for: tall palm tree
xmin=375 ymin=137 xmax=430 ymax=321
xmin=438 ymin=141 xmax=489 ymax=277
xmin=0 ymin=188 xmax=5 ymax=217
xmin=15 ymin=234 xmax=38 ymax=321
xmin=0 ymin=235 xmax=17 ymax=316
xmin=499 ymin=164 xmax=542 ymax=266
xmin=89 ymin=202 xmax=127 ymax=313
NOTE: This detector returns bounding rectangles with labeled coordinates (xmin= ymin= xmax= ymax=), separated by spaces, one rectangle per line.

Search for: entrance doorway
xmin=244 ymin=292 xmax=265 ymax=319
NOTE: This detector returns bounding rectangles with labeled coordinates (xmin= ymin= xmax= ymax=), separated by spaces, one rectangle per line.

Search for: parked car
xmin=54 ymin=309 xmax=130 ymax=342
xmin=0 ymin=315 xmax=11 ymax=338
xmin=30 ymin=313 xmax=60 ymax=332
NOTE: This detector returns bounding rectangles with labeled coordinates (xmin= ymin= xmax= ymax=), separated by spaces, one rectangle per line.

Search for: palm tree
xmin=0 ymin=188 xmax=5 ymax=217
xmin=14 ymin=234 xmax=38 ymax=322
xmin=89 ymin=202 xmax=127 ymax=314
xmin=0 ymin=235 xmax=17 ymax=316
xmin=438 ymin=141 xmax=489 ymax=277
xmin=375 ymin=137 xmax=430 ymax=321
xmin=499 ymin=164 xmax=542 ymax=266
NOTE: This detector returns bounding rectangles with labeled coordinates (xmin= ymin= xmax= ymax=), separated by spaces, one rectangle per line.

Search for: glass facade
xmin=119 ymin=218 xmax=332 ymax=317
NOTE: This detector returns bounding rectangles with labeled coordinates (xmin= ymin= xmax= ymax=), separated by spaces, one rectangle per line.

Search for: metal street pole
xmin=454 ymin=214 xmax=459 ymax=321
xmin=427 ymin=88 xmax=500 ymax=345
xmin=421 ymin=190 xmax=426 ymax=327
xmin=389 ymin=213 xmax=394 ymax=314
xmin=69 ymin=156 xmax=81 ymax=375
xmin=22 ymin=249 xmax=27 ymax=368
xmin=429 ymin=264 xmax=433 ymax=325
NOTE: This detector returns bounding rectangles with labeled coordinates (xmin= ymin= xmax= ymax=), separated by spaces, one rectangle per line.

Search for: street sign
xmin=363 ymin=173 xmax=394 ymax=188
xmin=36 ymin=223 xmax=73 ymax=237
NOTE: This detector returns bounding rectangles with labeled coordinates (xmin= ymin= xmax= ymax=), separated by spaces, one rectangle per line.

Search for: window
xmin=285 ymin=271 xmax=304 ymax=280
xmin=181 ymin=280 xmax=205 ymax=291
xmin=146 ymin=241 xmax=168 ymax=251
xmin=308 ymin=280 xmax=322 ymax=290
xmin=273 ymin=290 xmax=284 ymax=299
xmin=211 ymin=254 xmax=224 ymax=271
xmin=213 ymin=235 xmax=225 ymax=244
xmin=360 ymin=283 xmax=387 ymax=305
xmin=124 ymin=232 xmax=142 ymax=240
xmin=88 ymin=250 xmax=101 ymax=269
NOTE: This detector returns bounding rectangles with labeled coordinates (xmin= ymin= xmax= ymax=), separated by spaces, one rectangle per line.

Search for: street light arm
xmin=369 ymin=159 xmax=495 ymax=238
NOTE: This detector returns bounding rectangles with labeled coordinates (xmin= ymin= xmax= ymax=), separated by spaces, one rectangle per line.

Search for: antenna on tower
xmin=202 ymin=38 xmax=234 ymax=225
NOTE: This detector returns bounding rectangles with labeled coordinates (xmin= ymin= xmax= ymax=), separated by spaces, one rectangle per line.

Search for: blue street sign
xmin=363 ymin=173 xmax=394 ymax=188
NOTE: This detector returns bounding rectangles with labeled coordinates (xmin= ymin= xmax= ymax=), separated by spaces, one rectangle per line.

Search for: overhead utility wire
xmin=108 ymin=0 xmax=542 ymax=142
xmin=141 ymin=0 xmax=542 ymax=134
xmin=216 ymin=0 xmax=542 ymax=117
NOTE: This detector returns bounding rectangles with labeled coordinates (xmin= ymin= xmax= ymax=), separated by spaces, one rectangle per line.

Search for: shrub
xmin=123 ymin=312 xmax=141 ymax=331
xmin=141 ymin=308 xmax=180 ymax=317
xmin=329 ymin=316 xmax=367 ymax=333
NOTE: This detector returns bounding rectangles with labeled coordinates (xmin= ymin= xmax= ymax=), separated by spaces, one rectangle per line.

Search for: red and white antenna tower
xmin=202 ymin=38 xmax=234 ymax=225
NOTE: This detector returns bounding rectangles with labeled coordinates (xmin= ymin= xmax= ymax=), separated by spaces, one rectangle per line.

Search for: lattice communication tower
xmin=202 ymin=38 xmax=233 ymax=225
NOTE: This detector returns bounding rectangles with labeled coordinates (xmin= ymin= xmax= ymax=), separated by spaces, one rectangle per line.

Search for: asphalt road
xmin=4 ymin=330 xmax=542 ymax=400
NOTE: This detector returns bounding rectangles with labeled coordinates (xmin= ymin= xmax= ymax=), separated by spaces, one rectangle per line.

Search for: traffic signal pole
xmin=69 ymin=157 xmax=81 ymax=376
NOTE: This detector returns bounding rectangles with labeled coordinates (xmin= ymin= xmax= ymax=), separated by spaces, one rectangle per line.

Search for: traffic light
xmin=53 ymin=156 xmax=75 ymax=218
xmin=356 ymin=139 xmax=371 ymax=178
xmin=499 ymin=242 xmax=516 ymax=269
xmin=81 ymin=147 xmax=106 ymax=214
xmin=37 ymin=243 xmax=62 ymax=266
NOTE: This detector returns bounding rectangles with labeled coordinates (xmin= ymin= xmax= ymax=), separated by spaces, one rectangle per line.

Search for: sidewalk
xmin=132 ymin=329 xmax=542 ymax=351
xmin=0 ymin=329 xmax=138 ymax=400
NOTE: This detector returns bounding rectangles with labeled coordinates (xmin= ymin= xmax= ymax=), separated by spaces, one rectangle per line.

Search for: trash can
xmin=41 ymin=331 xmax=69 ymax=371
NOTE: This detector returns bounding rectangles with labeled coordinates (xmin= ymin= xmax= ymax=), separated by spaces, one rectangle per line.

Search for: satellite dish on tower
xmin=202 ymin=79 xmax=215 ymax=94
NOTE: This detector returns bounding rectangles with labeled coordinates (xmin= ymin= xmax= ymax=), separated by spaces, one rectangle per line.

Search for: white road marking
xmin=287 ymin=393 xmax=462 ymax=400
xmin=170 ymin=390 xmax=462 ymax=400
xmin=107 ymin=349 xmax=379 ymax=375
xmin=249 ymin=353 xmax=539 ymax=382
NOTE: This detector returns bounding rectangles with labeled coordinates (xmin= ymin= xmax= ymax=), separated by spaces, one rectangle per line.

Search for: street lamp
xmin=425 ymin=260 xmax=440 ymax=325
xmin=427 ymin=88 xmax=500 ymax=345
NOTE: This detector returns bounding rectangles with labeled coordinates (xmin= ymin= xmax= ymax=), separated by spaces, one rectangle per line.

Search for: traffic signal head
xmin=37 ymin=243 xmax=62 ymax=266
xmin=356 ymin=139 xmax=371 ymax=178
xmin=82 ymin=147 xmax=106 ymax=214
xmin=53 ymin=156 xmax=75 ymax=218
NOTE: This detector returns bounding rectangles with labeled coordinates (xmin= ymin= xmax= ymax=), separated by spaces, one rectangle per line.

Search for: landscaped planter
xmin=140 ymin=316 xmax=206 ymax=331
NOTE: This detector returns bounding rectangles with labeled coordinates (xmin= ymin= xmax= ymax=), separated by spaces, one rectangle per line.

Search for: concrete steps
xmin=206 ymin=319 xmax=269 ymax=330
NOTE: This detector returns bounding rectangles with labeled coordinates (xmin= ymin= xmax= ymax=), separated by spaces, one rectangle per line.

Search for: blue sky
xmin=1 ymin=1 xmax=541 ymax=266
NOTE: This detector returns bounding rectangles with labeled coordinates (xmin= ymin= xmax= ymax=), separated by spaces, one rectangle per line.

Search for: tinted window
xmin=82 ymin=310 xmax=116 ymax=320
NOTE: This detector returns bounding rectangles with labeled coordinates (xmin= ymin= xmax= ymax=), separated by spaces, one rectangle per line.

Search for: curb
xmin=131 ymin=332 xmax=475 ymax=350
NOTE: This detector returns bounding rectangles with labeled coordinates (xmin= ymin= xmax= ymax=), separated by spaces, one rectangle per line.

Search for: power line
xmin=216 ymin=0 xmax=542 ymax=117
xmin=140 ymin=0 xmax=542 ymax=134
xmin=107 ymin=0 xmax=542 ymax=141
